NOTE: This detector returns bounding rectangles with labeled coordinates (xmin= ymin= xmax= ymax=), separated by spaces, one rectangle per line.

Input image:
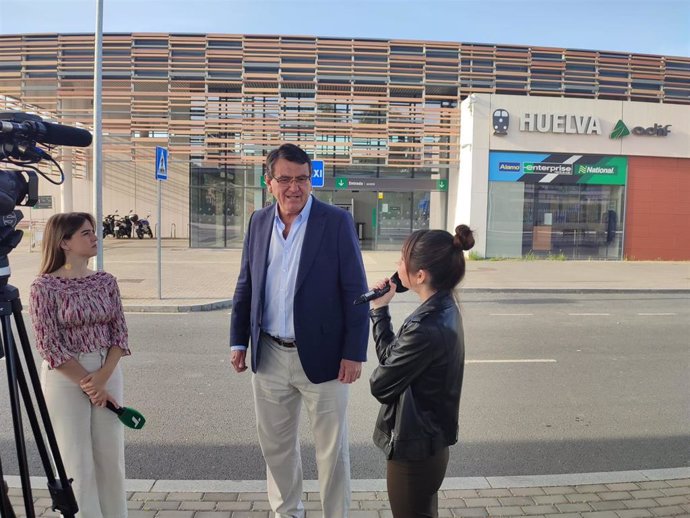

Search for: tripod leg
xmin=1 ymin=462 xmax=18 ymax=518
xmin=8 ymin=293 xmax=78 ymax=517
xmin=1 ymin=314 xmax=35 ymax=517
xmin=0 ymin=332 xmax=16 ymax=518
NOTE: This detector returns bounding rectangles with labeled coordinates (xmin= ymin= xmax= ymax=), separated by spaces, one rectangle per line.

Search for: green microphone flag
xmin=106 ymin=401 xmax=146 ymax=430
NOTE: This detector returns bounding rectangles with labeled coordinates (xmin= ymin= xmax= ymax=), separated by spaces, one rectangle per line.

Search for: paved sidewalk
xmin=9 ymin=239 xmax=690 ymax=312
xmin=6 ymin=469 xmax=690 ymax=517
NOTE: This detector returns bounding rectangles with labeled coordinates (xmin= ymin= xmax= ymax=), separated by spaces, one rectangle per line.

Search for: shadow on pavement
xmin=1 ymin=434 xmax=688 ymax=480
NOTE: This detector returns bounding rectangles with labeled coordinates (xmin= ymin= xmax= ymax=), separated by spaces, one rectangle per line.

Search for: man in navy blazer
xmin=230 ymin=144 xmax=369 ymax=517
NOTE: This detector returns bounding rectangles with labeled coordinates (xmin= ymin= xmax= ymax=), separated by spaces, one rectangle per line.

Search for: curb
xmin=119 ymin=289 xmax=690 ymax=312
xmin=122 ymin=299 xmax=233 ymax=312
xmin=460 ymin=288 xmax=690 ymax=294
xmin=6 ymin=467 xmax=689 ymax=493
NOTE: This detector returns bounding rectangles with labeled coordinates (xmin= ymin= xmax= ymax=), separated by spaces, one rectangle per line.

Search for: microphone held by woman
xmin=353 ymin=272 xmax=408 ymax=305
xmin=105 ymin=401 xmax=146 ymax=430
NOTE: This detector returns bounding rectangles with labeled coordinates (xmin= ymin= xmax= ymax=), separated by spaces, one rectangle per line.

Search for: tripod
xmin=0 ymin=279 xmax=78 ymax=518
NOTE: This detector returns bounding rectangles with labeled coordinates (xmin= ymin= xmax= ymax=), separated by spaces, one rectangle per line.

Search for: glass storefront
xmin=190 ymin=162 xmax=443 ymax=249
xmin=189 ymin=164 xmax=264 ymax=248
xmin=486 ymin=151 xmax=627 ymax=260
xmin=313 ymin=190 xmax=433 ymax=251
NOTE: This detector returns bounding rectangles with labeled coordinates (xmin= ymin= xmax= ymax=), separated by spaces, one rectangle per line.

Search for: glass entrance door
xmin=190 ymin=165 xmax=264 ymax=248
xmin=376 ymin=192 xmax=412 ymax=250
xmin=190 ymin=167 xmax=227 ymax=248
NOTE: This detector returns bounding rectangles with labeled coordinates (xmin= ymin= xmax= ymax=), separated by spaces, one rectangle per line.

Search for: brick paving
xmin=6 ymin=475 xmax=689 ymax=517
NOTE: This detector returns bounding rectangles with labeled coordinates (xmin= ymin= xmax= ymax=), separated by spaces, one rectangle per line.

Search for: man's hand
xmin=231 ymin=350 xmax=248 ymax=373
xmin=338 ymin=359 xmax=362 ymax=384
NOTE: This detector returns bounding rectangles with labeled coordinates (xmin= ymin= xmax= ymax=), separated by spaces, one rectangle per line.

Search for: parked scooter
xmin=132 ymin=213 xmax=154 ymax=239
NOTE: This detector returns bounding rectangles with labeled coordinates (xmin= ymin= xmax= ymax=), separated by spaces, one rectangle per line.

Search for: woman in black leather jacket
xmin=368 ymin=224 xmax=474 ymax=518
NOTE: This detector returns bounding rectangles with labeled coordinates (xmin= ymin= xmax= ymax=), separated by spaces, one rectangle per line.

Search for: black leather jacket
xmin=369 ymin=290 xmax=465 ymax=461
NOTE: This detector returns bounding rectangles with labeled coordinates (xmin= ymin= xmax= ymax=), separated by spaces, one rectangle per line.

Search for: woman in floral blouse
xmin=29 ymin=212 xmax=130 ymax=518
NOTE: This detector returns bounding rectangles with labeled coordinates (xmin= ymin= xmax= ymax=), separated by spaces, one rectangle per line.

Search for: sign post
xmin=155 ymin=146 xmax=168 ymax=300
xmin=311 ymin=160 xmax=324 ymax=188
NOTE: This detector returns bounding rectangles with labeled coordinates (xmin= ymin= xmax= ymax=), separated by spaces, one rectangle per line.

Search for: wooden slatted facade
xmin=1 ymin=33 xmax=688 ymax=176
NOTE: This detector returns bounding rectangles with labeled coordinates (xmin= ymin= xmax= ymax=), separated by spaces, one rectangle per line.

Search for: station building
xmin=0 ymin=33 xmax=688 ymax=258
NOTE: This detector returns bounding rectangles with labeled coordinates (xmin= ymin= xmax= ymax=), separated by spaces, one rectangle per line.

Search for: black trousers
xmin=386 ymin=447 xmax=450 ymax=518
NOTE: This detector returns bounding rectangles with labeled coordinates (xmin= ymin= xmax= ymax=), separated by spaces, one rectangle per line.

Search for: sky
xmin=0 ymin=0 xmax=688 ymax=57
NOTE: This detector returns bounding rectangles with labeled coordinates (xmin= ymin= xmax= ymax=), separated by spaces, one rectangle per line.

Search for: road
xmin=1 ymin=292 xmax=688 ymax=480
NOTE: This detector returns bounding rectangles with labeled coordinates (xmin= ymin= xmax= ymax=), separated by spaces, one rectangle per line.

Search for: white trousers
xmin=252 ymin=335 xmax=351 ymax=518
xmin=41 ymin=349 xmax=127 ymax=518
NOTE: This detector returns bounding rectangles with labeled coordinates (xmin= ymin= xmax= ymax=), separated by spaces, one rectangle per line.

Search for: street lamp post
xmin=93 ymin=0 xmax=104 ymax=270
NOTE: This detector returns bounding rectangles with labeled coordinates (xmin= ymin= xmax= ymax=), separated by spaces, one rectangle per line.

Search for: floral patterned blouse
xmin=29 ymin=272 xmax=130 ymax=368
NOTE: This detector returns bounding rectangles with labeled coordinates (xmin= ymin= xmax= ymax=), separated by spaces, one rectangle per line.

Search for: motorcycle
xmin=103 ymin=212 xmax=117 ymax=238
xmin=115 ymin=210 xmax=134 ymax=239
xmin=132 ymin=213 xmax=154 ymax=239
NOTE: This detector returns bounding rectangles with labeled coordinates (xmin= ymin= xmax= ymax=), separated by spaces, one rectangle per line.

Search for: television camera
xmin=0 ymin=111 xmax=92 ymax=518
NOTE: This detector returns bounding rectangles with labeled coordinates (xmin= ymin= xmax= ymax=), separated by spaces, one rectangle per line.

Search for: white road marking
xmin=637 ymin=312 xmax=677 ymax=316
xmin=569 ymin=313 xmax=610 ymax=316
xmin=467 ymin=359 xmax=557 ymax=364
xmin=489 ymin=313 xmax=534 ymax=316
xmin=124 ymin=312 xmax=187 ymax=316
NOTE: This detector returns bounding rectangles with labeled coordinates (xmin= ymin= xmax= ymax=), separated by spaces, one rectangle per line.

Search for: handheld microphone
xmin=106 ymin=401 xmax=146 ymax=430
xmin=0 ymin=119 xmax=92 ymax=147
xmin=354 ymin=272 xmax=409 ymax=305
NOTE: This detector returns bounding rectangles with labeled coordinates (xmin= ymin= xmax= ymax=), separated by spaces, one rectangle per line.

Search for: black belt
xmin=263 ymin=332 xmax=297 ymax=348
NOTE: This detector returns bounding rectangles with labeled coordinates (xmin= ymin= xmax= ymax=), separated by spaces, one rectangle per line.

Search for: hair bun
xmin=453 ymin=224 xmax=475 ymax=251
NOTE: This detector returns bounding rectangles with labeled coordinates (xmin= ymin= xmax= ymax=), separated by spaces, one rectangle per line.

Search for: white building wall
xmin=450 ymin=94 xmax=491 ymax=256
xmin=24 ymin=152 xmax=190 ymax=240
xmin=486 ymin=95 xmax=690 ymax=157
xmin=452 ymin=93 xmax=690 ymax=258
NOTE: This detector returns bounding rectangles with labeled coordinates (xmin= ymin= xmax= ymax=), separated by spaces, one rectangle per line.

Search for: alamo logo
xmin=498 ymin=162 xmax=521 ymax=171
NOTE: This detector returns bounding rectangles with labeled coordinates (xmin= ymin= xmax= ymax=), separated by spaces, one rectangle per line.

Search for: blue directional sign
xmin=155 ymin=146 xmax=168 ymax=181
xmin=311 ymin=160 xmax=324 ymax=188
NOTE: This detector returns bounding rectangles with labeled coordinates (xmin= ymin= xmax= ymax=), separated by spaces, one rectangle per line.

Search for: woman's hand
xmin=86 ymin=388 xmax=116 ymax=408
xmin=370 ymin=277 xmax=397 ymax=309
xmin=80 ymin=369 xmax=110 ymax=402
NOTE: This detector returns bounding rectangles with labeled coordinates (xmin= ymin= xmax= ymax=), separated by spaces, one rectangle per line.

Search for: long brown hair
xmin=39 ymin=212 xmax=96 ymax=274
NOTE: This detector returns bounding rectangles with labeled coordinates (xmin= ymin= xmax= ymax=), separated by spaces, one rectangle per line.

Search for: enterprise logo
xmin=524 ymin=162 xmax=573 ymax=175
xmin=498 ymin=162 xmax=521 ymax=171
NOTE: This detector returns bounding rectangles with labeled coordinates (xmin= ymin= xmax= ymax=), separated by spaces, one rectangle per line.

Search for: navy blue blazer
xmin=230 ymin=197 xmax=370 ymax=384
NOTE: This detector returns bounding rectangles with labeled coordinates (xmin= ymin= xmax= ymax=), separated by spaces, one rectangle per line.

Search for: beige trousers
xmin=252 ymin=335 xmax=351 ymax=518
xmin=41 ymin=349 xmax=127 ymax=518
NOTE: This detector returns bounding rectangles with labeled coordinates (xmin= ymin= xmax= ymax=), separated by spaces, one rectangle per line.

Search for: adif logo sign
xmin=609 ymin=120 xmax=672 ymax=139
